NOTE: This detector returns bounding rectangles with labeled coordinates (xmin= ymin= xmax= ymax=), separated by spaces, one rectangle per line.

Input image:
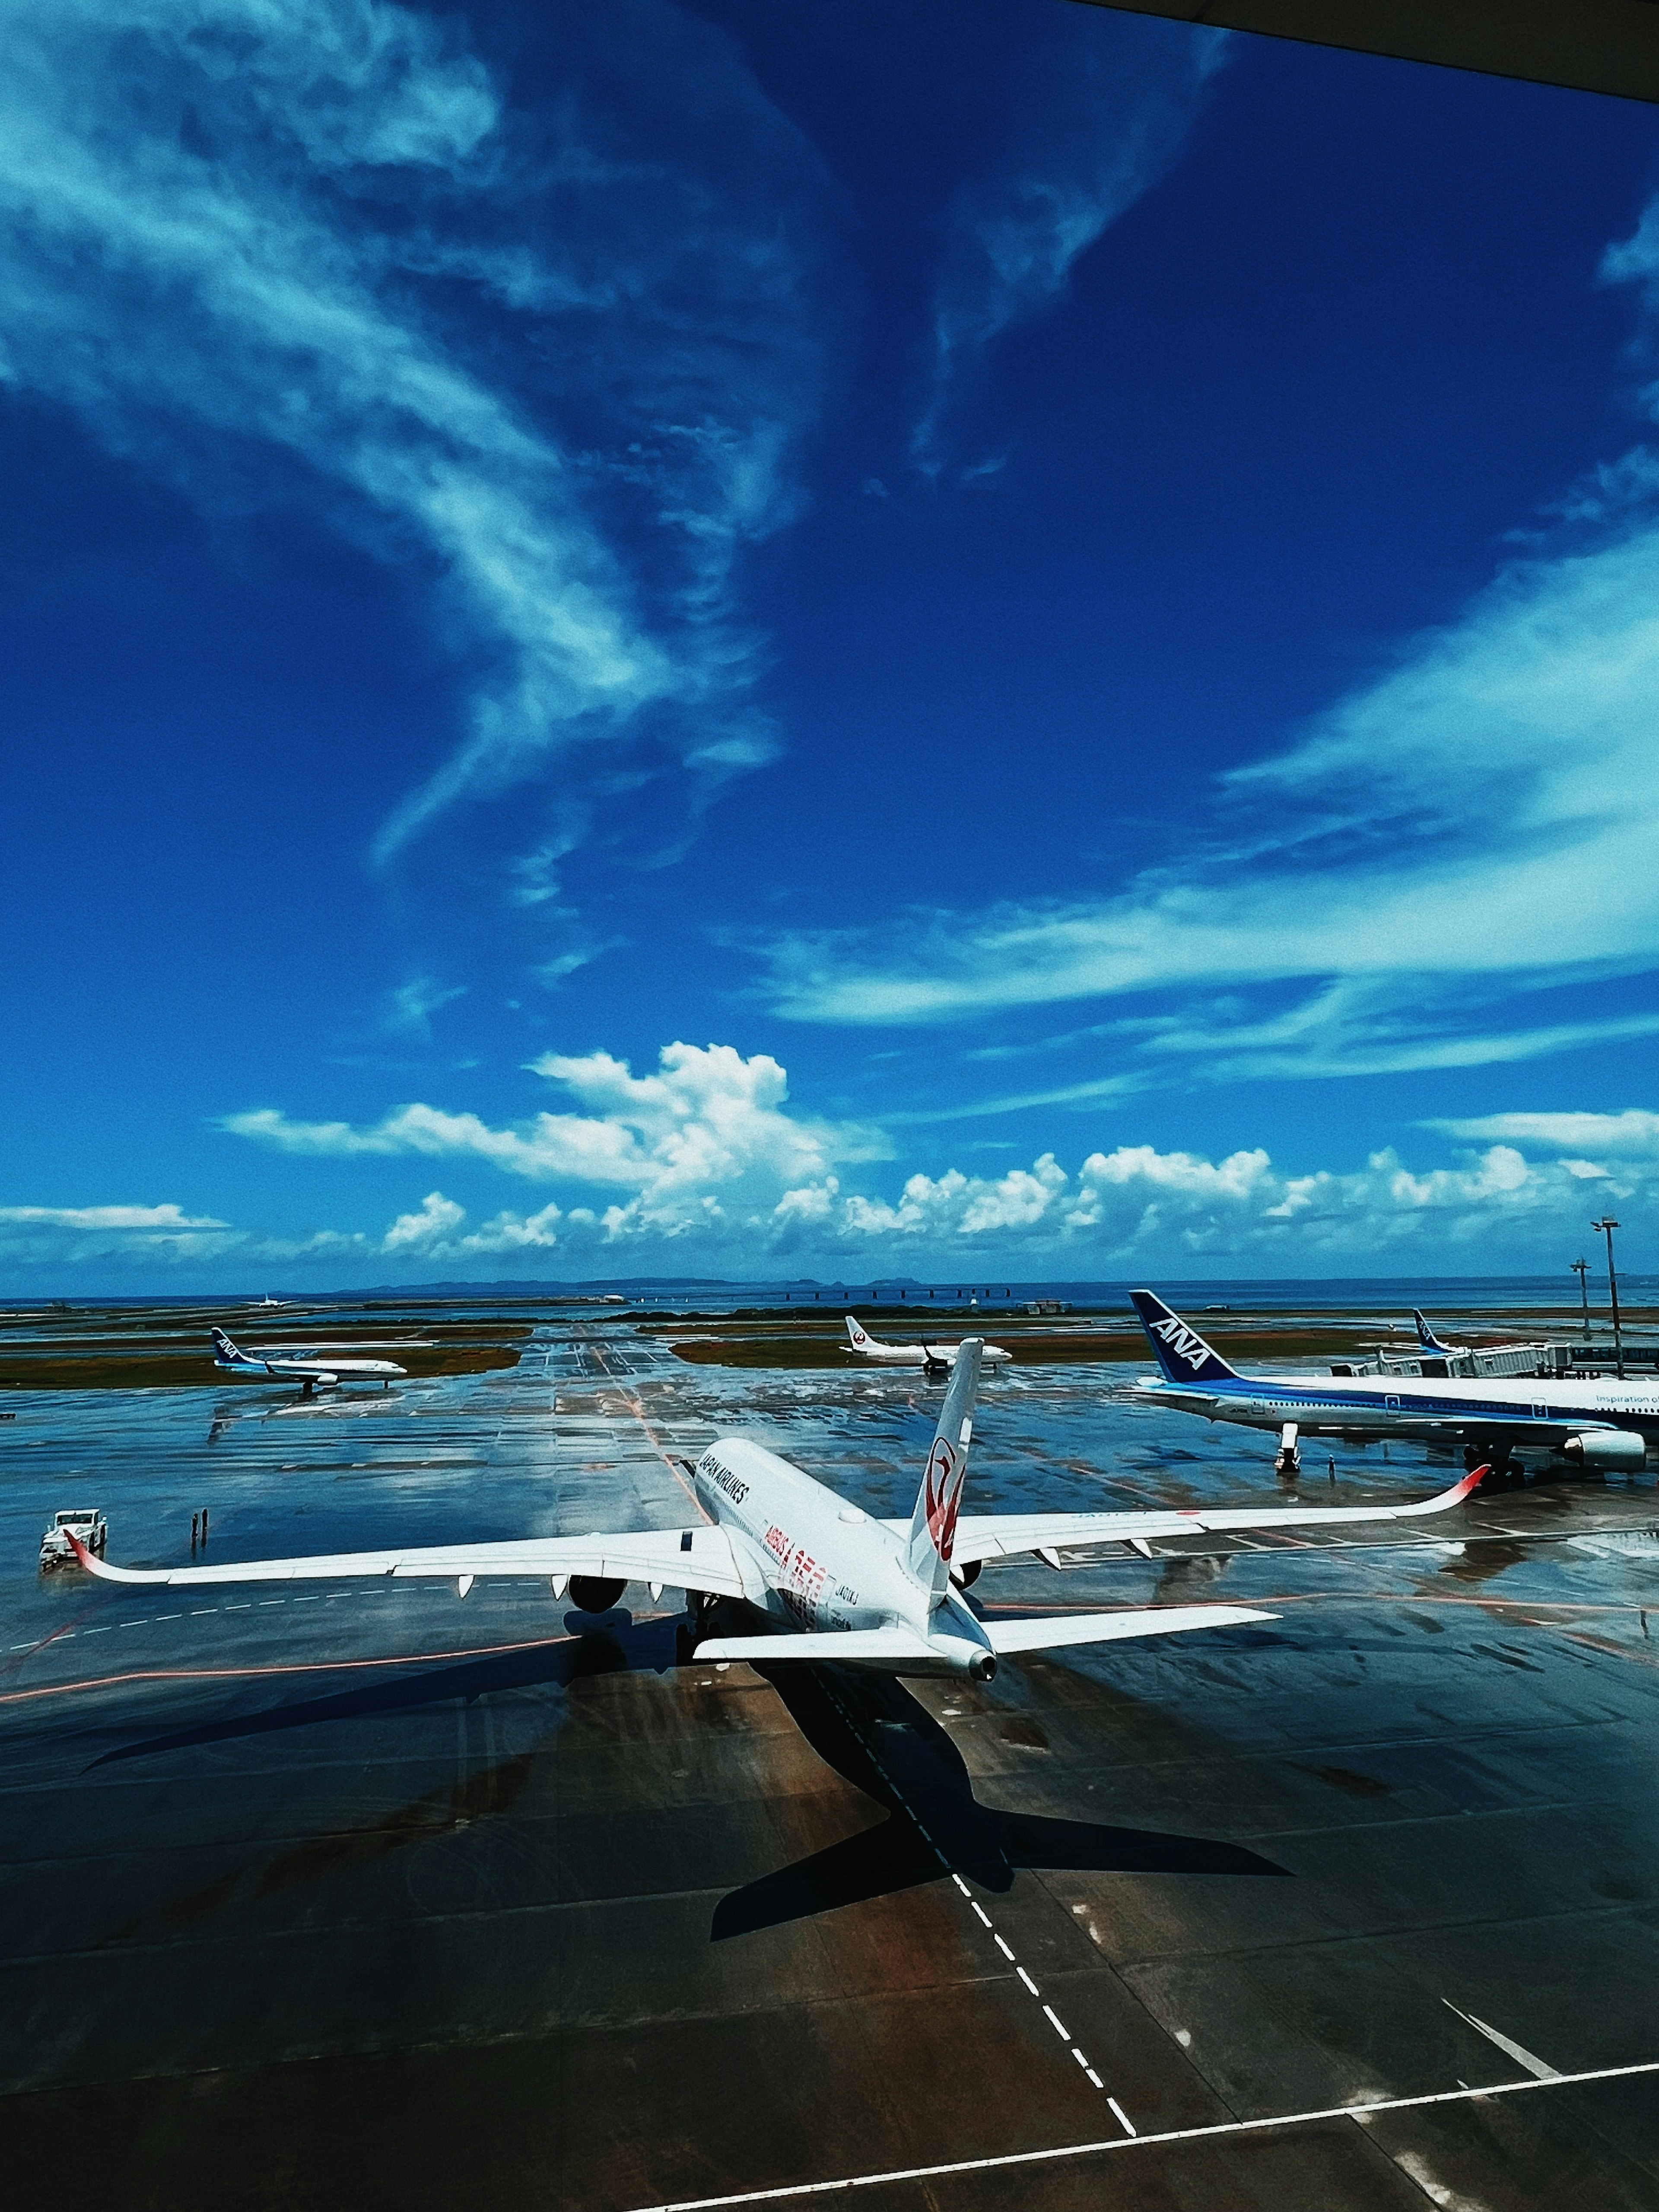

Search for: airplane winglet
xmin=65 ymin=1532 xmax=159 ymax=1584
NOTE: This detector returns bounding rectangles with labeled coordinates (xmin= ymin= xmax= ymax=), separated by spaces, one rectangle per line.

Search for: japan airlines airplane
xmin=845 ymin=1314 xmax=1012 ymax=1373
xmin=210 ymin=1327 xmax=406 ymax=1395
xmin=76 ymin=1342 xmax=1481 ymax=1681
xmin=1129 ymin=1290 xmax=1655 ymax=1475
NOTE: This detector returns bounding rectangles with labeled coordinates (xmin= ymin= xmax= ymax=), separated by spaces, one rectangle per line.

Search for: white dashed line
xmin=1017 ymin=1967 xmax=1039 ymax=1997
xmin=993 ymin=1935 xmax=1015 ymax=1961
xmin=189 ymin=1608 xmax=216 ymax=1616
xmin=1106 ymin=2098 xmax=1136 ymax=2136
xmin=970 ymin=1901 xmax=992 ymax=1927
xmin=951 ymin=1875 xmax=971 ymax=1897
xmin=1085 ymin=2069 xmax=1104 ymax=2091
xmin=1043 ymin=2006 xmax=1071 ymax=2041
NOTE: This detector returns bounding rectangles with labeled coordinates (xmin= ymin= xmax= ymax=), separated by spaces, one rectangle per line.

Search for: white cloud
xmin=1429 ymin=1109 xmax=1659 ymax=1154
xmin=0 ymin=0 xmax=830 ymax=861
xmin=914 ymin=14 xmax=1228 ymax=475
xmin=0 ymin=1203 xmax=229 ymax=1231
xmin=766 ymin=505 xmax=1659 ymax=1112
xmin=385 ymin=977 xmax=467 ymax=1037
xmin=231 ymin=1040 xmax=891 ymax=1242
xmin=229 ymin=1038 xmax=1659 ymax=1272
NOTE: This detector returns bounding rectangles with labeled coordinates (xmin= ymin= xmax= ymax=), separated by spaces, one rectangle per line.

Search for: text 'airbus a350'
xmin=1129 ymin=1290 xmax=1655 ymax=1480
xmin=78 ymin=1341 xmax=1479 ymax=1683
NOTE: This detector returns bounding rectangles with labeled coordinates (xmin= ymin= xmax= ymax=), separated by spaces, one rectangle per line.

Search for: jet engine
xmin=567 ymin=1573 xmax=626 ymax=1611
xmin=1562 ymin=1430 xmax=1647 ymax=1472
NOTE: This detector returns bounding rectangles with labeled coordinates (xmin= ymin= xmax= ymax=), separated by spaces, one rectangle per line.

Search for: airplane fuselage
xmin=214 ymin=1354 xmax=404 ymax=1383
xmin=693 ymin=1437 xmax=990 ymax=1671
xmin=1132 ymin=1368 xmax=1659 ymax=1452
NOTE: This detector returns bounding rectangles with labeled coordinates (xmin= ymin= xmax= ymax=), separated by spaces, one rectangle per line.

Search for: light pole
xmin=1591 ymin=1217 xmax=1624 ymax=1379
xmin=1571 ymin=1256 xmax=1591 ymax=1340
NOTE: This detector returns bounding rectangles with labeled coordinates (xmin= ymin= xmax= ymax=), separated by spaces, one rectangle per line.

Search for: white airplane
xmin=845 ymin=1314 xmax=1012 ymax=1374
xmin=76 ymin=1342 xmax=1482 ymax=1681
xmin=1129 ymin=1290 xmax=1655 ymax=1478
xmin=210 ymin=1326 xmax=406 ymax=1396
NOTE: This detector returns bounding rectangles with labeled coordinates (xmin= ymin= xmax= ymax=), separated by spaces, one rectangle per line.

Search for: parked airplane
xmin=1130 ymin=1290 xmax=1654 ymax=1478
xmin=1412 ymin=1309 xmax=1459 ymax=1357
xmin=77 ymin=1342 xmax=1481 ymax=1679
xmin=210 ymin=1327 xmax=406 ymax=1395
xmin=845 ymin=1314 xmax=1012 ymax=1374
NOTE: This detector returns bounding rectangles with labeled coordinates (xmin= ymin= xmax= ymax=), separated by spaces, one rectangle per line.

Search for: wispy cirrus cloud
xmin=0 ymin=0 xmax=831 ymax=862
xmin=768 ymin=467 xmax=1659 ymax=1100
xmin=913 ymin=13 xmax=1229 ymax=477
xmin=0 ymin=1203 xmax=228 ymax=1233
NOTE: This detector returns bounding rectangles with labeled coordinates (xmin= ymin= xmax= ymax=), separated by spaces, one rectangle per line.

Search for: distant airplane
xmin=845 ymin=1314 xmax=1012 ymax=1374
xmin=1128 ymin=1290 xmax=1653 ymax=1479
xmin=210 ymin=1327 xmax=405 ymax=1396
xmin=1412 ymin=1309 xmax=1462 ymax=1357
xmin=79 ymin=1342 xmax=1481 ymax=1680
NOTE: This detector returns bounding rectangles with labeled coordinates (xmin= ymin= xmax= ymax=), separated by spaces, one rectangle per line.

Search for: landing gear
xmin=1274 ymin=1422 xmax=1301 ymax=1478
xmin=1465 ymin=1442 xmax=1522 ymax=1490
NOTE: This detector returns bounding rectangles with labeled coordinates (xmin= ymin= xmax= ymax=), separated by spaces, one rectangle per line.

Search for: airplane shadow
xmin=81 ymin=1611 xmax=679 ymax=1770
xmin=712 ymin=1659 xmax=1288 ymax=1940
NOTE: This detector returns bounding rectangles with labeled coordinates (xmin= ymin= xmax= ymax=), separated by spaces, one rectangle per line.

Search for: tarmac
xmin=4 ymin=1319 xmax=1659 ymax=2208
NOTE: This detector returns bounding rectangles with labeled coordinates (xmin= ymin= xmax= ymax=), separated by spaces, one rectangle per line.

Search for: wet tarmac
xmin=4 ymin=1322 xmax=1659 ymax=2207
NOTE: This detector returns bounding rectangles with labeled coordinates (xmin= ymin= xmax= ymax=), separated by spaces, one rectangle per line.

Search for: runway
xmin=4 ymin=1317 xmax=1659 ymax=2207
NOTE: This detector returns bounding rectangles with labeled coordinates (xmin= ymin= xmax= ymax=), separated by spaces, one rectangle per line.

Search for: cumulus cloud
xmin=228 ymin=1037 xmax=1659 ymax=1271
xmin=0 ymin=0 xmax=830 ymax=861
xmin=230 ymin=1040 xmax=890 ymax=1240
xmin=913 ymin=13 xmax=1228 ymax=475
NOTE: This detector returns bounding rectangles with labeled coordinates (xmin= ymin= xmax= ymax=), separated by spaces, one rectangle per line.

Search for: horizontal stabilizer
xmin=693 ymin=1626 xmax=938 ymax=1666
xmin=986 ymin=1604 xmax=1277 ymax=1655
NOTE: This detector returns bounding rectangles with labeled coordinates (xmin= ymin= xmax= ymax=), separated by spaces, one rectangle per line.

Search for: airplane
xmin=1128 ymin=1290 xmax=1656 ymax=1481
xmin=1412 ymin=1309 xmax=1461 ymax=1358
xmin=210 ymin=1326 xmax=406 ymax=1396
xmin=74 ymin=1341 xmax=1484 ymax=1682
xmin=845 ymin=1313 xmax=1012 ymax=1375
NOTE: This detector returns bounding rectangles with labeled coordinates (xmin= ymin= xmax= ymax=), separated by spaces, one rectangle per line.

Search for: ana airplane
xmin=210 ymin=1327 xmax=406 ymax=1396
xmin=1412 ymin=1309 xmax=1459 ymax=1357
xmin=844 ymin=1314 xmax=1012 ymax=1374
xmin=1129 ymin=1290 xmax=1655 ymax=1479
xmin=77 ymin=1341 xmax=1481 ymax=1680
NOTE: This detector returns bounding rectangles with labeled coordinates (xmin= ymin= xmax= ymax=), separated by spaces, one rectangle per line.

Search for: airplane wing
xmin=943 ymin=1468 xmax=1483 ymax=1568
xmin=695 ymin=1605 xmax=1276 ymax=1668
xmin=69 ymin=1523 xmax=762 ymax=1599
xmin=695 ymin=1626 xmax=938 ymax=1666
xmin=986 ymin=1604 xmax=1276 ymax=1653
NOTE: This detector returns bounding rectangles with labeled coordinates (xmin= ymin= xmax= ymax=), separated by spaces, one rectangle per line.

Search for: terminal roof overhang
xmin=1079 ymin=2 xmax=1659 ymax=104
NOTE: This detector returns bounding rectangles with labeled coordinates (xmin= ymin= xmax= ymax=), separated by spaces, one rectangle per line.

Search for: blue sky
xmin=5 ymin=0 xmax=1659 ymax=1287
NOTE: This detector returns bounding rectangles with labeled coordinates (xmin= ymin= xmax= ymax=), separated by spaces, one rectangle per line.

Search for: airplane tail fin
xmin=906 ymin=1339 xmax=982 ymax=1602
xmin=211 ymin=1327 xmax=240 ymax=1360
xmin=1412 ymin=1308 xmax=1451 ymax=1355
xmin=1128 ymin=1291 xmax=1241 ymax=1385
xmin=845 ymin=1315 xmax=874 ymax=1351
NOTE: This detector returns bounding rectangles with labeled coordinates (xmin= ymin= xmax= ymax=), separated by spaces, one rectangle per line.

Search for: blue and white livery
xmin=211 ymin=1326 xmax=406 ymax=1395
xmin=1129 ymin=1290 xmax=1654 ymax=1475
